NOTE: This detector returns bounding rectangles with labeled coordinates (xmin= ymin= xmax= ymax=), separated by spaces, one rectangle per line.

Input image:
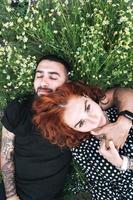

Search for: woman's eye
xmin=86 ymin=104 xmax=90 ymax=111
xmin=79 ymin=121 xmax=84 ymax=127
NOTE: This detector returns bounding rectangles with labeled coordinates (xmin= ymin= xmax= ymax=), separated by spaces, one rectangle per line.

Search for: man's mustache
xmin=37 ymin=87 xmax=53 ymax=93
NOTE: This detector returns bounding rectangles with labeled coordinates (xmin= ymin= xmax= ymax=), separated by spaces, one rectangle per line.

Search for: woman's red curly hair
xmin=32 ymin=81 xmax=105 ymax=148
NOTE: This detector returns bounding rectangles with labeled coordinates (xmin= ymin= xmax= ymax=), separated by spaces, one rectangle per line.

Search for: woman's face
xmin=63 ymin=96 xmax=107 ymax=133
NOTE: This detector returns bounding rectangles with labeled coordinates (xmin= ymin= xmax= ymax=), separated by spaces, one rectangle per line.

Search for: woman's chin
xmin=99 ymin=113 xmax=109 ymax=127
xmin=90 ymin=128 xmax=101 ymax=135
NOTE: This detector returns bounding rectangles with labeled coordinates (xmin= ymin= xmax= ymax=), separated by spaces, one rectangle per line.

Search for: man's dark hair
xmin=36 ymin=54 xmax=71 ymax=73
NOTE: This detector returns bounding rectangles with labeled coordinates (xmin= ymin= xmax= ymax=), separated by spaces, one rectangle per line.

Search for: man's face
xmin=34 ymin=59 xmax=68 ymax=96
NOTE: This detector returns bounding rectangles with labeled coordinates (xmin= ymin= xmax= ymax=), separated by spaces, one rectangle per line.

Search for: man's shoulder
xmin=1 ymin=93 xmax=35 ymax=131
xmin=6 ymin=93 xmax=35 ymax=111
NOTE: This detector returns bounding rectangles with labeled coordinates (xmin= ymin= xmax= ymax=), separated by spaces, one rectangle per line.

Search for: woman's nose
xmin=86 ymin=113 xmax=96 ymax=122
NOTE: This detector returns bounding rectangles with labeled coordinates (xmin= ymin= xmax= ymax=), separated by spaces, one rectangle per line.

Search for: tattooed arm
xmin=96 ymin=88 xmax=133 ymax=149
xmin=1 ymin=126 xmax=20 ymax=200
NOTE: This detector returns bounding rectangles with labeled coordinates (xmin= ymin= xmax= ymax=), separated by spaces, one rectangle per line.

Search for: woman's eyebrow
xmin=75 ymin=99 xmax=87 ymax=128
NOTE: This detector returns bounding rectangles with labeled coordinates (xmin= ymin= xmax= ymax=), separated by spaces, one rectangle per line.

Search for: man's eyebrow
xmin=48 ymin=72 xmax=60 ymax=77
xmin=36 ymin=70 xmax=43 ymax=74
xmin=36 ymin=71 xmax=60 ymax=77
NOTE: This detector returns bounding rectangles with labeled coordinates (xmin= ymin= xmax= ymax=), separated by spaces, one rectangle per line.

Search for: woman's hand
xmin=99 ymin=140 xmax=123 ymax=168
xmin=93 ymin=115 xmax=131 ymax=149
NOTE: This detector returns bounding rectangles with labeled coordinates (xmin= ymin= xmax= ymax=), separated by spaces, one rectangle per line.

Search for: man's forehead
xmin=36 ymin=67 xmax=60 ymax=73
xmin=37 ymin=60 xmax=65 ymax=70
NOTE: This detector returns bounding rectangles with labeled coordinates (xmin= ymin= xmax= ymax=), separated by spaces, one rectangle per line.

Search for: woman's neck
xmin=103 ymin=111 xmax=110 ymax=125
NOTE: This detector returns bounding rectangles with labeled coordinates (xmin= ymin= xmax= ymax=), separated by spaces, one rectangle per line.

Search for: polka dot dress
xmin=72 ymin=107 xmax=133 ymax=200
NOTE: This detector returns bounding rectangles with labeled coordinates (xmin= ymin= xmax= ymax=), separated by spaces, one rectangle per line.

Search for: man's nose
xmin=41 ymin=78 xmax=49 ymax=87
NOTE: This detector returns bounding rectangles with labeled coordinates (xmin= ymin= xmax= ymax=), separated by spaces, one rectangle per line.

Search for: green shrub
xmin=0 ymin=0 xmax=133 ymax=108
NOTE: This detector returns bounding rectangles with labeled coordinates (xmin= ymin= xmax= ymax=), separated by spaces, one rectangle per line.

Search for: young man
xmin=1 ymin=55 xmax=72 ymax=200
xmin=1 ymin=54 xmax=133 ymax=200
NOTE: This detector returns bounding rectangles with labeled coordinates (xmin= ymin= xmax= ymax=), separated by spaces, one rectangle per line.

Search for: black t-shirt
xmin=1 ymin=95 xmax=72 ymax=200
xmin=0 ymin=181 xmax=6 ymax=200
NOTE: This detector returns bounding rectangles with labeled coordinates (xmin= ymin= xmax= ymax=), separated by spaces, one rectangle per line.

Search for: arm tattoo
xmin=1 ymin=126 xmax=17 ymax=198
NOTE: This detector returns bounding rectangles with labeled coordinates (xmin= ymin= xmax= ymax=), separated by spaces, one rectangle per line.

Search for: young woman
xmin=33 ymin=81 xmax=133 ymax=200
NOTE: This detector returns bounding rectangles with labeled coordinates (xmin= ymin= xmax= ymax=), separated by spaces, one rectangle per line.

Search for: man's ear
xmin=66 ymin=79 xmax=72 ymax=83
xmin=100 ymin=96 xmax=109 ymax=105
xmin=99 ymin=88 xmax=115 ymax=110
